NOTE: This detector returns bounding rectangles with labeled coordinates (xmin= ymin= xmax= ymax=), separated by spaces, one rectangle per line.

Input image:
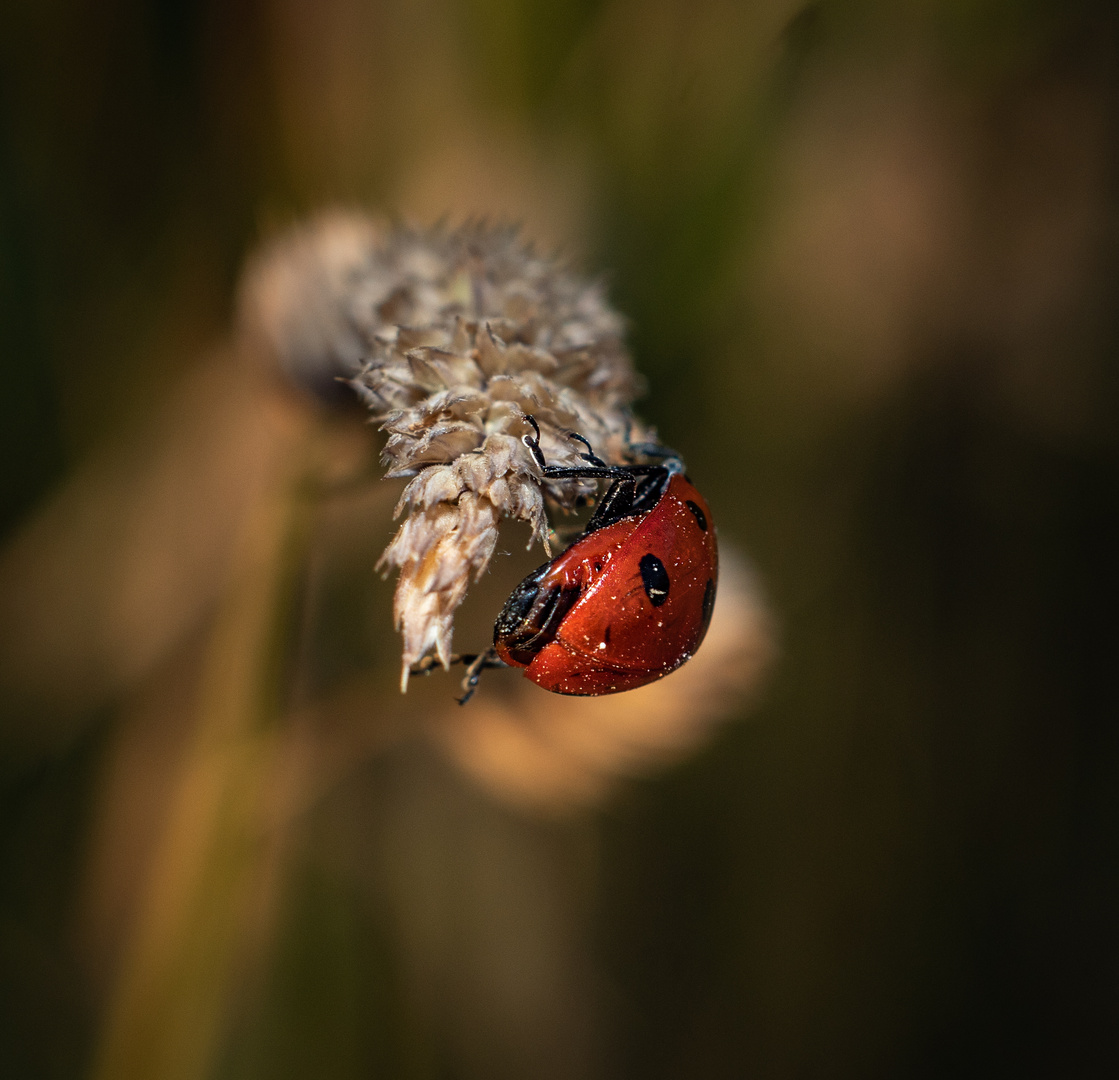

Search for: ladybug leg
xmin=562 ymin=430 xmax=610 ymax=468
xmin=584 ymin=476 xmax=636 ymax=530
xmin=522 ymin=415 xmax=548 ymax=470
xmin=457 ymin=647 xmax=507 ymax=705
xmin=520 ymin=414 xmax=675 ymax=531
xmin=408 ymin=654 xmax=445 ymax=677
xmin=407 ymin=650 xmax=508 ymax=704
xmin=523 ymin=413 xmax=675 ymax=481
xmin=521 ymin=414 xmax=630 ymax=482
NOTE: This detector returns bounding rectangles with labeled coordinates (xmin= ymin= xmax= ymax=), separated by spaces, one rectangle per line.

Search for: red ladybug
xmin=450 ymin=416 xmax=717 ymax=702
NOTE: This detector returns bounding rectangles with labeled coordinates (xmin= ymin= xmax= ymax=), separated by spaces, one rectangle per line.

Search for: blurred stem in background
xmin=92 ymin=402 xmax=316 ymax=1080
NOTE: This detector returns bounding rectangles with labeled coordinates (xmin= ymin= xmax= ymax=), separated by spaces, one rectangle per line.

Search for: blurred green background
xmin=2 ymin=0 xmax=1119 ymax=1077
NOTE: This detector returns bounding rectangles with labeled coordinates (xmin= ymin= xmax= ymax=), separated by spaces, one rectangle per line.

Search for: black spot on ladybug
xmin=700 ymin=578 xmax=716 ymax=635
xmin=604 ymin=625 xmax=611 ymax=643
xmin=685 ymin=500 xmax=708 ymax=532
xmin=639 ymin=553 xmax=670 ymax=607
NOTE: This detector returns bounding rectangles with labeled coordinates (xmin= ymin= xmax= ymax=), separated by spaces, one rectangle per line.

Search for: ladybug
xmin=446 ymin=416 xmax=717 ymax=702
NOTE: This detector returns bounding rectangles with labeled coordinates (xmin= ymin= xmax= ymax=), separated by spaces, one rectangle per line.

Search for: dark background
xmin=2 ymin=1 xmax=1118 ymax=1077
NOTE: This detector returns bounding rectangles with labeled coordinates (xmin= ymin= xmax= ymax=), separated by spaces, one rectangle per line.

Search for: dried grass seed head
xmin=248 ymin=216 xmax=656 ymax=688
xmin=359 ymin=224 xmax=663 ymax=686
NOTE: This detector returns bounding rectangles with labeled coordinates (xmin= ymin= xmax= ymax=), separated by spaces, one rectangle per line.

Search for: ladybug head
xmin=625 ymin=439 xmax=685 ymax=476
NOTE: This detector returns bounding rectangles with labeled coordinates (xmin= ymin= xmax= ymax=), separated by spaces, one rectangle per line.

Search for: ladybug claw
xmin=521 ymin=414 xmax=547 ymax=470
xmin=408 ymin=654 xmax=448 ymax=678
xmin=456 ymin=647 xmax=506 ymax=704
xmin=563 ymin=430 xmax=609 ymax=468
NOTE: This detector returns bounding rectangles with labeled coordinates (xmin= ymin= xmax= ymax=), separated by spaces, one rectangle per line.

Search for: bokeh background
xmin=2 ymin=0 xmax=1118 ymax=1077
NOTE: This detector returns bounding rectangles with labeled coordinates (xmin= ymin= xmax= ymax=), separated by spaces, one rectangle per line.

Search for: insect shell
xmin=493 ymin=453 xmax=718 ymax=697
